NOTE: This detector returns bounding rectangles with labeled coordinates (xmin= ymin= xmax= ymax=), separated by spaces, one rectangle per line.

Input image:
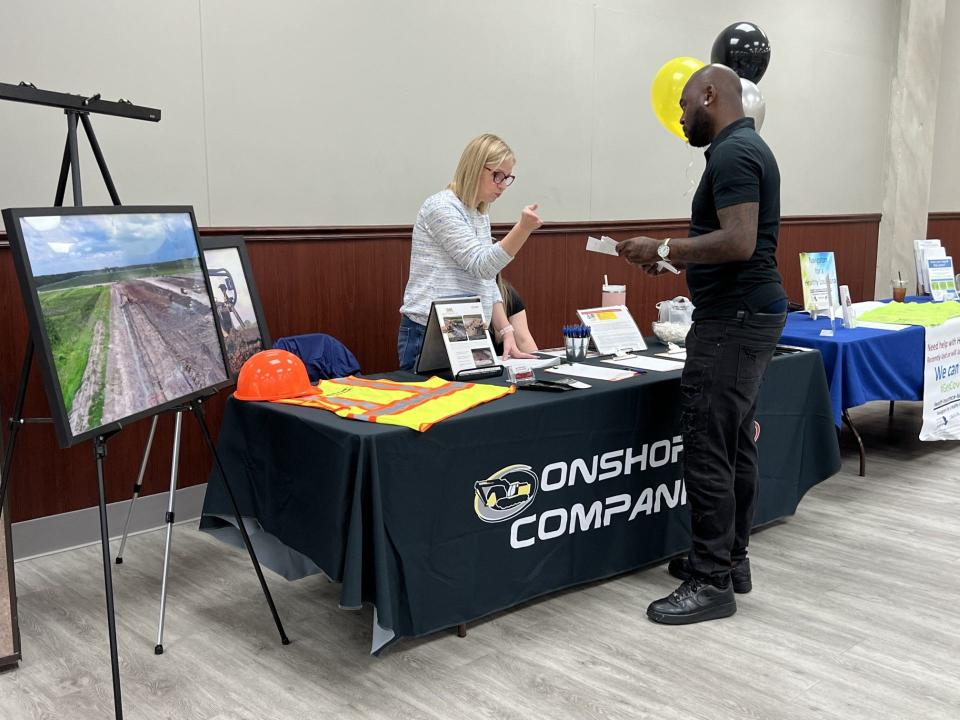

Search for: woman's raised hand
xmin=500 ymin=204 xmax=544 ymax=257
xmin=519 ymin=204 xmax=542 ymax=233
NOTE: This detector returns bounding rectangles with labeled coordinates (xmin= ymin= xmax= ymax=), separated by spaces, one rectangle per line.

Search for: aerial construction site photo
xmin=16 ymin=211 xmax=228 ymax=440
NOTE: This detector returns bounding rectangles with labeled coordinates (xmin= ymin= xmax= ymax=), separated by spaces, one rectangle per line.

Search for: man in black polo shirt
xmin=617 ymin=64 xmax=787 ymax=624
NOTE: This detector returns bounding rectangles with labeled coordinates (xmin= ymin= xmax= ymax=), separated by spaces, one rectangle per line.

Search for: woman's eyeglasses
xmin=485 ymin=167 xmax=516 ymax=187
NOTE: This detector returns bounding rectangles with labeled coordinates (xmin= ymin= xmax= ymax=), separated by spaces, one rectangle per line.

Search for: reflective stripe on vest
xmin=275 ymin=375 xmax=514 ymax=431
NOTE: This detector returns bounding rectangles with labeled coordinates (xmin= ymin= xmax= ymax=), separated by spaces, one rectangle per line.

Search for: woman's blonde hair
xmin=448 ymin=133 xmax=515 ymax=214
xmin=497 ymin=274 xmax=517 ymax=316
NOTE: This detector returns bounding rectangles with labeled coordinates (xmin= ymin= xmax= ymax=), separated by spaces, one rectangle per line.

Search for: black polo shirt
xmin=685 ymin=117 xmax=785 ymax=320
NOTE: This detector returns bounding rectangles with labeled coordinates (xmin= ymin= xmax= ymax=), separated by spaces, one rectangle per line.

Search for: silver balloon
xmin=740 ymin=78 xmax=766 ymax=130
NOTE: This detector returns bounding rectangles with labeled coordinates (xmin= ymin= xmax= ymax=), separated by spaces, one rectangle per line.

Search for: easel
xmin=0 ymin=83 xmax=289 ymax=720
xmin=113 ymin=409 xmax=186 ymax=656
xmin=113 ymin=401 xmax=277 ymax=656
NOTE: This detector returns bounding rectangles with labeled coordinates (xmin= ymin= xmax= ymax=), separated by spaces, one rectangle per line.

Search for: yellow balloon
xmin=651 ymin=57 xmax=706 ymax=141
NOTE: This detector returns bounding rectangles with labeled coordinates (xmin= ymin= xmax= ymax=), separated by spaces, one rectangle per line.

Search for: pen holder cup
xmin=565 ymin=336 xmax=588 ymax=362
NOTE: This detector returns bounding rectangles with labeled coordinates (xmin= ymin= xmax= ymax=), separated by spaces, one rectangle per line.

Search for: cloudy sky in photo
xmin=18 ymin=212 xmax=200 ymax=277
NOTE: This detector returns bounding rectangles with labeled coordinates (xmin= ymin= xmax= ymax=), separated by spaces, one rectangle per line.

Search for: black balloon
xmin=710 ymin=22 xmax=771 ymax=84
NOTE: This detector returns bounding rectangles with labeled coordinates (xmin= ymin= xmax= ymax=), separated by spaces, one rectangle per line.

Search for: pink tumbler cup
xmin=601 ymin=284 xmax=626 ymax=307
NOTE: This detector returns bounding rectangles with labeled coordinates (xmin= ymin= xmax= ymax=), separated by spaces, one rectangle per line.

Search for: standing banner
xmin=920 ymin=317 xmax=960 ymax=440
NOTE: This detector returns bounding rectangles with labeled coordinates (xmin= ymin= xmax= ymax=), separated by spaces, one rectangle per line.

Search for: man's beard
xmin=683 ymin=109 xmax=712 ymax=148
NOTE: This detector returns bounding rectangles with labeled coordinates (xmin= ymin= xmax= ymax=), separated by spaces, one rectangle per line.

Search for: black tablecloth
xmin=200 ymin=349 xmax=840 ymax=652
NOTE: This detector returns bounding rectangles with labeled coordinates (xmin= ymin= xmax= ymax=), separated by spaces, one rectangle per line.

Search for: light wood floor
xmin=1 ymin=401 xmax=958 ymax=720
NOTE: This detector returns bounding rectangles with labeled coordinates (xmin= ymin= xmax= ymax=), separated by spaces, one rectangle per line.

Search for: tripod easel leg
xmin=0 ymin=342 xmax=35 ymax=505
xmin=115 ymin=414 xmax=159 ymax=564
xmin=94 ymin=436 xmax=125 ymax=720
xmin=64 ymin=111 xmax=82 ymax=206
xmin=155 ymin=411 xmax=183 ymax=655
xmin=79 ymin=113 xmax=121 ymax=205
xmin=190 ymin=399 xmax=290 ymax=645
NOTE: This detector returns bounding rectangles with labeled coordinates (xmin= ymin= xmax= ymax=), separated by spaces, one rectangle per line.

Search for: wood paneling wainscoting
xmin=0 ymin=213 xmax=879 ymax=522
xmin=499 ymin=214 xmax=880 ymax=349
xmin=927 ymin=212 xmax=960 ymax=262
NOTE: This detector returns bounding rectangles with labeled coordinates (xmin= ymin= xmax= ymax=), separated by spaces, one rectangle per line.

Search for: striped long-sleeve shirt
xmin=400 ymin=189 xmax=513 ymax=325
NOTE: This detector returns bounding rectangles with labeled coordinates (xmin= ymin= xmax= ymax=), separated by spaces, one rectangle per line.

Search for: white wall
xmin=0 ymin=1 xmax=208 ymax=217
xmin=929 ymin=0 xmax=960 ymax=212
xmin=0 ymin=1 xmax=904 ymax=227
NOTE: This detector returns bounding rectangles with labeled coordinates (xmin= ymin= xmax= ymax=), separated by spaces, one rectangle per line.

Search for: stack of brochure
xmin=914 ymin=239 xmax=957 ymax=299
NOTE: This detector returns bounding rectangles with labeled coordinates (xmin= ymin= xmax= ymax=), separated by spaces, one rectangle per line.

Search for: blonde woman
xmin=398 ymin=133 xmax=542 ymax=370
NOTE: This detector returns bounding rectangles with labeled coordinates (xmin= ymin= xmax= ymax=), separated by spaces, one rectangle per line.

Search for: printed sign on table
xmin=926 ymin=257 xmax=958 ymax=302
xmin=799 ymin=252 xmax=839 ymax=316
xmin=914 ymin=239 xmax=943 ymax=295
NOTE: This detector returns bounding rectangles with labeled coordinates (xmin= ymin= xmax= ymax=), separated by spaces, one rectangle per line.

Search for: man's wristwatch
xmin=657 ymin=237 xmax=672 ymax=260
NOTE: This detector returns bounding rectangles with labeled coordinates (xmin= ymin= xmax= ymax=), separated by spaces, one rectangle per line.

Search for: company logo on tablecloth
xmin=754 ymin=420 xmax=761 ymax=442
xmin=475 ymin=436 xmax=689 ymax=549
xmin=473 ymin=464 xmax=539 ymax=523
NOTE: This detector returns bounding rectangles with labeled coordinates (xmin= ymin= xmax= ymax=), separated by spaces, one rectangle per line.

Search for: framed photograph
xmin=200 ymin=236 xmax=271 ymax=379
xmin=1 ymin=206 xmax=231 ymax=448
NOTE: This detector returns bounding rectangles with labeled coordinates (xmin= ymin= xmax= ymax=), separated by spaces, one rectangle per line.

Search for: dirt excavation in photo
xmin=101 ymin=276 xmax=225 ymax=426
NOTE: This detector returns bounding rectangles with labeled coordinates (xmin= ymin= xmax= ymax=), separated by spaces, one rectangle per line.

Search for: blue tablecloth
xmin=779 ymin=312 xmax=925 ymax=426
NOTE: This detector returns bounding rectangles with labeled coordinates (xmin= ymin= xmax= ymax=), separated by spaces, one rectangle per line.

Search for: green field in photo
xmin=35 ymin=258 xmax=199 ymax=291
xmin=38 ymin=285 xmax=111 ymax=417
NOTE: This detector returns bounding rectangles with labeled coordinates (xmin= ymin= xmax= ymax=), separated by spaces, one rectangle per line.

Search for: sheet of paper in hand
xmin=586 ymin=235 xmax=619 ymax=256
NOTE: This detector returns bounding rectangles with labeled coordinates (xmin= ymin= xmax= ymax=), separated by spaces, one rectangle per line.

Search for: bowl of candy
xmin=652 ymin=321 xmax=691 ymax=346
xmin=652 ymin=296 xmax=694 ymax=346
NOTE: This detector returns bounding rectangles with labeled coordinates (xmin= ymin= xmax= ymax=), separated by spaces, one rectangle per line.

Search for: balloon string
xmin=683 ymin=144 xmax=697 ymax=198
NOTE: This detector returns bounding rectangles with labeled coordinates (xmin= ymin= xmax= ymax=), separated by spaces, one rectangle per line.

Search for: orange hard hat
xmin=234 ymin=349 xmax=316 ymax=401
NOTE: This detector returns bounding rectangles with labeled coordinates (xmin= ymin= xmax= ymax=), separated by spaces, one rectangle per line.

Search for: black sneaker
xmin=646 ymin=577 xmax=737 ymax=625
xmin=667 ymin=557 xmax=752 ymax=594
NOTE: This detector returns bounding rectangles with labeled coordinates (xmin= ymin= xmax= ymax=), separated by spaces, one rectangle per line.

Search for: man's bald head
xmin=679 ymin=64 xmax=745 ymax=147
xmin=689 ymin=64 xmax=743 ymax=102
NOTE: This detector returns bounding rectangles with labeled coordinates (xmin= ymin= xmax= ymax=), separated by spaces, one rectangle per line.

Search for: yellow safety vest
xmin=275 ymin=375 xmax=514 ymax=431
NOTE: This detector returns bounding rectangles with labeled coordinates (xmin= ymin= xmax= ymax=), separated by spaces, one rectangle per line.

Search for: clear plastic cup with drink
xmin=892 ymin=279 xmax=907 ymax=303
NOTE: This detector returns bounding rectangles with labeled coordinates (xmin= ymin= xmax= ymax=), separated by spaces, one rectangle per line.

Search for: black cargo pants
xmin=679 ymin=310 xmax=786 ymax=584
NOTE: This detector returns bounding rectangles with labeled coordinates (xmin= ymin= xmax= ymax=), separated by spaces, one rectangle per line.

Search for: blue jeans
xmin=397 ymin=315 xmax=426 ymax=371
